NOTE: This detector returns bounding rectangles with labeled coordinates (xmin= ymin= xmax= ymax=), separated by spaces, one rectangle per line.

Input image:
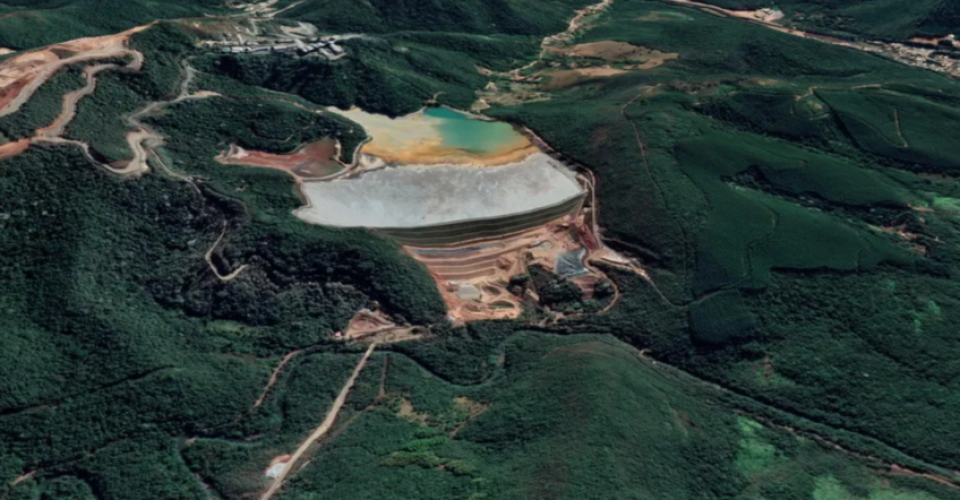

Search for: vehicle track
xmin=259 ymin=343 xmax=377 ymax=500
xmin=205 ymin=220 xmax=250 ymax=282
xmin=37 ymin=64 xmax=117 ymax=139
xmin=251 ymin=350 xmax=302 ymax=410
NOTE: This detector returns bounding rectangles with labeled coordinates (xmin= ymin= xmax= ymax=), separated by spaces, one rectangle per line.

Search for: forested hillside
xmin=0 ymin=0 xmax=223 ymax=50
xmin=696 ymin=0 xmax=960 ymax=40
xmin=3 ymin=1 xmax=960 ymax=499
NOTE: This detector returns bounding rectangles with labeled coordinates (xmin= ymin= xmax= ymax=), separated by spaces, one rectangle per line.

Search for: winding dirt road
xmin=260 ymin=343 xmax=377 ymax=500
xmin=252 ymin=350 xmax=303 ymax=410
xmin=37 ymin=63 xmax=117 ymax=139
xmin=120 ymin=61 xmax=219 ymax=176
xmin=0 ymin=24 xmax=148 ymax=118
xmin=205 ymin=220 xmax=250 ymax=281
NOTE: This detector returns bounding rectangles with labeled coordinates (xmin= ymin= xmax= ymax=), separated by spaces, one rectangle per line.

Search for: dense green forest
xmin=485 ymin=0 xmax=960 ymax=478
xmin=3 ymin=1 xmax=960 ymax=499
xmin=696 ymin=0 xmax=959 ymax=40
xmin=277 ymin=0 xmax=594 ymax=36
xmin=0 ymin=0 xmax=223 ymax=50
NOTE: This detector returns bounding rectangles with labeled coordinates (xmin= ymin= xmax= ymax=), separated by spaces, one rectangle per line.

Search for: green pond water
xmin=426 ymin=107 xmax=525 ymax=154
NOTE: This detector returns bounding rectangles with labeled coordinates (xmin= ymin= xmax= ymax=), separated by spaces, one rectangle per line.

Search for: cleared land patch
xmin=216 ymin=138 xmax=343 ymax=181
xmin=562 ymin=41 xmax=678 ymax=66
xmin=542 ymin=67 xmax=627 ymax=90
xmin=407 ymin=217 xmax=600 ymax=323
xmin=0 ymin=24 xmax=147 ymax=118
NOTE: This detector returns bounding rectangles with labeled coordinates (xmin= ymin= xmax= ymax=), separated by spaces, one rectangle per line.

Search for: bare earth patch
xmin=636 ymin=11 xmax=694 ymax=21
xmin=398 ymin=398 xmax=430 ymax=425
xmin=0 ymin=139 xmax=30 ymax=160
xmin=541 ymin=67 xmax=627 ymax=90
xmin=407 ymin=215 xmax=602 ymax=324
xmin=563 ymin=41 xmax=678 ymax=65
xmin=0 ymin=23 xmax=149 ymax=117
xmin=216 ymin=138 xmax=343 ymax=182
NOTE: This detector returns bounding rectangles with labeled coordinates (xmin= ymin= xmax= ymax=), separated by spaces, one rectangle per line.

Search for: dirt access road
xmin=121 ymin=61 xmax=220 ymax=176
xmin=259 ymin=343 xmax=377 ymax=500
xmin=0 ymin=24 xmax=149 ymax=118
xmin=37 ymin=63 xmax=116 ymax=139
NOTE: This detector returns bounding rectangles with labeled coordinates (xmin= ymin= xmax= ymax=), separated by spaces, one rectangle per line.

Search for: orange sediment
xmin=216 ymin=138 xmax=343 ymax=181
xmin=0 ymin=139 xmax=31 ymax=160
xmin=360 ymin=137 xmax=540 ymax=167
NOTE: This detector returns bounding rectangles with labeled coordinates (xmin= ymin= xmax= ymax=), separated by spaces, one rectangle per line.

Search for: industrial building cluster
xmin=201 ymin=36 xmax=346 ymax=58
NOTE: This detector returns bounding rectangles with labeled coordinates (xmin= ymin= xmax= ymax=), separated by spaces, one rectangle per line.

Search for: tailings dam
xmin=294 ymin=153 xmax=583 ymax=230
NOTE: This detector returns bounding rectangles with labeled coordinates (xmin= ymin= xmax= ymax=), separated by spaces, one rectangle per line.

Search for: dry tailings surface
xmin=295 ymin=153 xmax=582 ymax=229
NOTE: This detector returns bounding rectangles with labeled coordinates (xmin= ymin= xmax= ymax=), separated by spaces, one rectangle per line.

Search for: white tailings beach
xmin=295 ymin=153 xmax=582 ymax=228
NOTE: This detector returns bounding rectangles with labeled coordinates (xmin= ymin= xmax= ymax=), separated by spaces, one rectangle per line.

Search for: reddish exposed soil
xmin=216 ymin=138 xmax=344 ymax=182
xmin=405 ymin=216 xmax=600 ymax=323
xmin=0 ymin=139 xmax=30 ymax=160
xmin=343 ymin=309 xmax=426 ymax=344
xmin=344 ymin=309 xmax=396 ymax=338
xmin=0 ymin=23 xmax=150 ymax=118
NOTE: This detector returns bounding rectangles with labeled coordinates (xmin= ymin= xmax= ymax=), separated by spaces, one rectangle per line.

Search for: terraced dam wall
xmin=376 ymin=192 xmax=585 ymax=247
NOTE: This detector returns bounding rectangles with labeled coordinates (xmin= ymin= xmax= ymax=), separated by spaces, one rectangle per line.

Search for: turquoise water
xmin=425 ymin=107 xmax=524 ymax=154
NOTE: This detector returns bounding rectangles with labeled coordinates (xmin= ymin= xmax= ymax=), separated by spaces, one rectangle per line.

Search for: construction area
xmin=210 ymin=102 xmax=629 ymax=323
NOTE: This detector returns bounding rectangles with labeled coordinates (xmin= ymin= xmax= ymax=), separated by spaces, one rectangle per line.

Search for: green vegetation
xmin=180 ymin=333 xmax=960 ymax=500
xmin=279 ymin=0 xmax=593 ymax=36
xmin=65 ymin=23 xmax=195 ymax=162
xmin=487 ymin=0 xmax=960 ymax=477
xmin=696 ymin=0 xmax=958 ymax=40
xmin=0 ymin=65 xmax=86 ymax=140
xmin=5 ymin=0 xmax=960 ymax=498
xmin=197 ymin=32 xmax=540 ymax=116
xmin=817 ymin=87 xmax=960 ymax=171
xmin=0 ymin=0 xmax=224 ymax=50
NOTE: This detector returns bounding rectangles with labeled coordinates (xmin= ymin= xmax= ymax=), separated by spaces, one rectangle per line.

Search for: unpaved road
xmin=121 ymin=62 xmax=202 ymax=176
xmin=0 ymin=23 xmax=148 ymax=118
xmin=260 ymin=343 xmax=377 ymax=500
xmin=204 ymin=220 xmax=250 ymax=281
xmin=38 ymin=63 xmax=117 ymax=139
xmin=252 ymin=350 xmax=302 ymax=410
